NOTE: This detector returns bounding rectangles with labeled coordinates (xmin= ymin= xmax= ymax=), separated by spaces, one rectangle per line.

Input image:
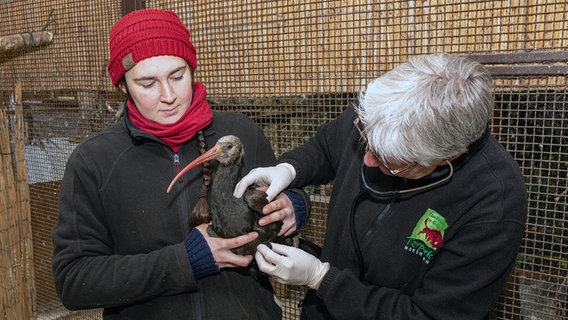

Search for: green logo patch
xmin=405 ymin=208 xmax=448 ymax=264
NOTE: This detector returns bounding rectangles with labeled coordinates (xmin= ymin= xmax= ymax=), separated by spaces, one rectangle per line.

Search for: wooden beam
xmin=466 ymin=51 xmax=568 ymax=76
xmin=485 ymin=65 xmax=568 ymax=76
xmin=0 ymin=31 xmax=53 ymax=53
xmin=467 ymin=51 xmax=568 ymax=64
xmin=121 ymin=0 xmax=145 ymax=16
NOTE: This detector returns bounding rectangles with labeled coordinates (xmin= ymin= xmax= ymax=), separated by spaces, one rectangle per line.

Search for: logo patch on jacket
xmin=404 ymin=208 xmax=448 ymax=264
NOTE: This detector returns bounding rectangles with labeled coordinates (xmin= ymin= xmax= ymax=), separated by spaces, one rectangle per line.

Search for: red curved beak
xmin=166 ymin=145 xmax=222 ymax=193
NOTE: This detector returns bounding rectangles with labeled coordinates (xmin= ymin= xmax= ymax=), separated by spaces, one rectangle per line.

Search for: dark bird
xmin=166 ymin=135 xmax=283 ymax=255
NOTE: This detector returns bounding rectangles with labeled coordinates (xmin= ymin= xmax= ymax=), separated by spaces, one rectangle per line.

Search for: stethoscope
xmin=349 ymin=162 xmax=454 ymax=280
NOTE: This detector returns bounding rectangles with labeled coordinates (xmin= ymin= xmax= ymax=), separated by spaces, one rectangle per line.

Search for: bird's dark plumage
xmin=167 ymin=135 xmax=283 ymax=255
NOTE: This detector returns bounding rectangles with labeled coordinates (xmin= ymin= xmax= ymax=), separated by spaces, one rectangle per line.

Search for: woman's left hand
xmin=257 ymin=186 xmax=297 ymax=237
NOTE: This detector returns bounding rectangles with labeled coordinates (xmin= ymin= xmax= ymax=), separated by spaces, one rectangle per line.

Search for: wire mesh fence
xmin=0 ymin=1 xmax=566 ymax=319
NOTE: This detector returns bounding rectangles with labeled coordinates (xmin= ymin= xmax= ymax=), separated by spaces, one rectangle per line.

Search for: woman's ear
xmin=118 ymin=82 xmax=127 ymax=94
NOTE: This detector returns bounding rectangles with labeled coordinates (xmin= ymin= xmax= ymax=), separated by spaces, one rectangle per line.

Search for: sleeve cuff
xmin=316 ymin=265 xmax=339 ymax=296
xmin=184 ymin=228 xmax=219 ymax=280
xmin=283 ymin=189 xmax=308 ymax=229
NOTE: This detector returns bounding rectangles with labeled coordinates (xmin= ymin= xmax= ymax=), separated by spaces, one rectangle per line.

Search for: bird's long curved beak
xmin=166 ymin=145 xmax=223 ymax=193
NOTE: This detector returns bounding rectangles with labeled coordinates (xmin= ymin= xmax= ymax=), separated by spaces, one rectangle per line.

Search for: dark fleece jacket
xmin=280 ymin=105 xmax=527 ymax=320
xmin=52 ymin=111 xmax=308 ymax=319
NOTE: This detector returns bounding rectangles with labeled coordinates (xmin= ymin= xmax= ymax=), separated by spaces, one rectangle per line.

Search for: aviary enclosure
xmin=1 ymin=1 xmax=566 ymax=319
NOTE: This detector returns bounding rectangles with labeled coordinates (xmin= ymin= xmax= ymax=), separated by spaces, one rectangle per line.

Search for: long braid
xmin=188 ymin=130 xmax=212 ymax=228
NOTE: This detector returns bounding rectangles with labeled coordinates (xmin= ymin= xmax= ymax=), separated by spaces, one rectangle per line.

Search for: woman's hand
xmin=257 ymin=186 xmax=297 ymax=237
xmin=195 ymin=224 xmax=258 ymax=268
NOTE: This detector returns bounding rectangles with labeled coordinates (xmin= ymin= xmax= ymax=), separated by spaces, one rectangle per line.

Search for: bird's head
xmin=166 ymin=135 xmax=243 ymax=193
xmin=214 ymin=135 xmax=244 ymax=166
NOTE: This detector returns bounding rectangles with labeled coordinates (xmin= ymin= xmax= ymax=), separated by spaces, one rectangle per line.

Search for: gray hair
xmin=356 ymin=53 xmax=494 ymax=167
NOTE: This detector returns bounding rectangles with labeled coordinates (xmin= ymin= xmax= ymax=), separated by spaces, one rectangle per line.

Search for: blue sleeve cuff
xmin=184 ymin=228 xmax=219 ymax=280
xmin=283 ymin=189 xmax=308 ymax=229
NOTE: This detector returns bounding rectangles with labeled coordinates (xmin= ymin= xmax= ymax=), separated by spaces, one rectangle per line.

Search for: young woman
xmin=52 ymin=9 xmax=308 ymax=319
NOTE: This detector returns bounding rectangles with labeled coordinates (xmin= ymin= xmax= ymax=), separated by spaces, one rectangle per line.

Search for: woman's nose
xmin=160 ymin=83 xmax=176 ymax=103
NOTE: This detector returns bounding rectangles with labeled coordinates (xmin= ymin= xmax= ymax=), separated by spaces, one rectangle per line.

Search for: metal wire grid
xmin=0 ymin=0 xmax=566 ymax=319
xmin=0 ymin=2 xmax=119 ymax=319
xmin=488 ymin=79 xmax=568 ymax=319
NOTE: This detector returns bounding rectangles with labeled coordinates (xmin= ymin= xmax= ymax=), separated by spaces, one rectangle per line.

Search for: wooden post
xmin=0 ymin=82 xmax=36 ymax=319
xmin=122 ymin=0 xmax=146 ymax=16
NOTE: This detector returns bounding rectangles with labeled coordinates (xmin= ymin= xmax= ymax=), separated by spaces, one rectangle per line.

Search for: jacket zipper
xmin=361 ymin=200 xmax=394 ymax=245
xmin=352 ymin=197 xmax=395 ymax=279
xmin=174 ymin=154 xmax=181 ymax=174
xmin=173 ymin=152 xmax=204 ymax=319
xmin=173 ymin=153 xmax=191 ymax=229
xmin=360 ymin=178 xmax=407 ymax=245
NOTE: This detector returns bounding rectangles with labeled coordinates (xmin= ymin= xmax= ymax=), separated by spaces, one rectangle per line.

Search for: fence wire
xmin=0 ymin=1 xmax=566 ymax=319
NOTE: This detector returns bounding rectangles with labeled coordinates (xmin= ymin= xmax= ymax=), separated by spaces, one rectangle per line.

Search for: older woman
xmin=237 ymin=53 xmax=527 ymax=320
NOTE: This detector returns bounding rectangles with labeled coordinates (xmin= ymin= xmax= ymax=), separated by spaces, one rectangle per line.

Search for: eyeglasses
xmin=353 ymin=117 xmax=417 ymax=176
xmin=353 ymin=116 xmax=454 ymax=196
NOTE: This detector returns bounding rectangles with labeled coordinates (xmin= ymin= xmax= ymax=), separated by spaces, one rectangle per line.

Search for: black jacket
xmin=281 ymin=106 xmax=527 ymax=320
xmin=52 ymin=111 xmax=303 ymax=319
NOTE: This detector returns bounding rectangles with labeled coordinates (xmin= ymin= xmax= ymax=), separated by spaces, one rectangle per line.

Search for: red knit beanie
xmin=107 ymin=9 xmax=197 ymax=86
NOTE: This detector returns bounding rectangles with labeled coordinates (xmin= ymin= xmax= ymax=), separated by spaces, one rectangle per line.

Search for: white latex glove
xmin=233 ymin=163 xmax=296 ymax=201
xmin=255 ymin=243 xmax=330 ymax=289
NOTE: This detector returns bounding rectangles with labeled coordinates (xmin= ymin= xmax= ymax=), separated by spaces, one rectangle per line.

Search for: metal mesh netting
xmin=0 ymin=1 xmax=566 ymax=319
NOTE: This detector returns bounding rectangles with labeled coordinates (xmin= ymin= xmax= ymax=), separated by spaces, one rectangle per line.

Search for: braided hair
xmin=188 ymin=130 xmax=212 ymax=228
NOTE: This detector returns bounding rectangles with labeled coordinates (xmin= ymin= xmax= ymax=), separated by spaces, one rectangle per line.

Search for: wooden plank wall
xmin=0 ymin=1 xmax=567 ymax=318
xmin=1 ymin=1 xmax=566 ymax=93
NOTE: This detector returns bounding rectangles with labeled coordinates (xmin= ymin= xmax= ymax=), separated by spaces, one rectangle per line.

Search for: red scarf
xmin=127 ymin=82 xmax=213 ymax=152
